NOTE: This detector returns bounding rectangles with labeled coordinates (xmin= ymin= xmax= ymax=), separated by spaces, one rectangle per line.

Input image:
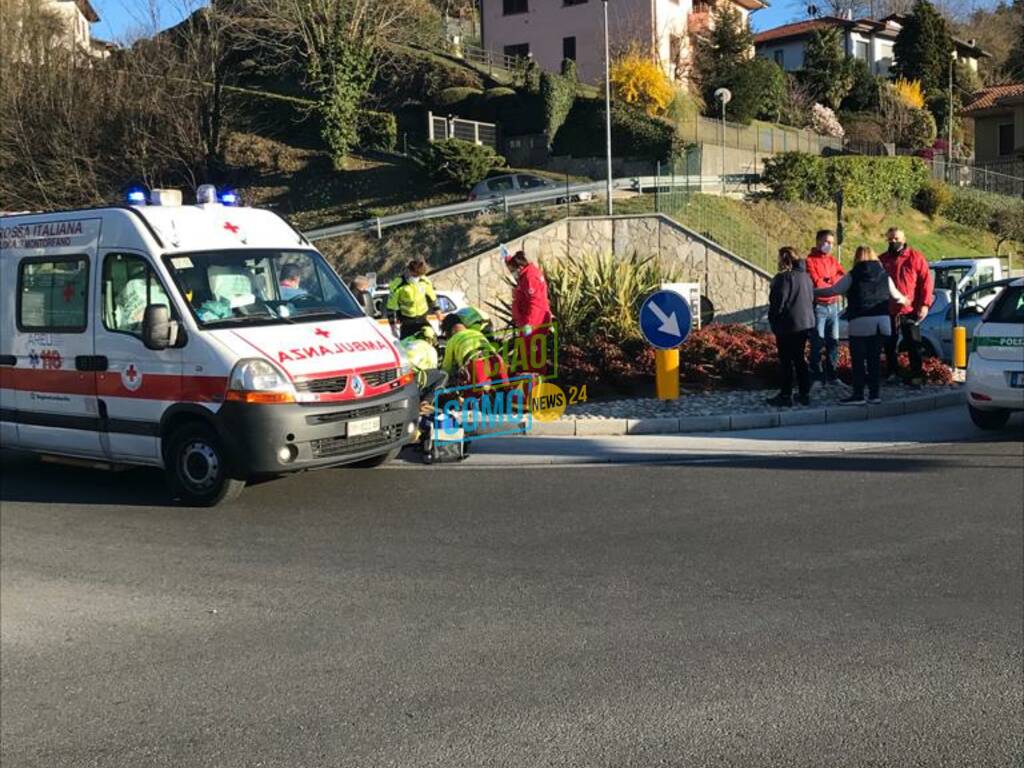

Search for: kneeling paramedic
xmin=399 ymin=326 xmax=439 ymax=389
xmin=387 ymin=259 xmax=439 ymax=339
xmin=440 ymin=313 xmax=509 ymax=388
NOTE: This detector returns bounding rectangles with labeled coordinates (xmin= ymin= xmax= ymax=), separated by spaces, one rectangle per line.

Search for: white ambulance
xmin=0 ymin=187 xmax=419 ymax=505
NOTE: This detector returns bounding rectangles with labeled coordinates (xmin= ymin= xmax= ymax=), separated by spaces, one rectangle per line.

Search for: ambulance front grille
xmin=306 ymin=403 xmax=391 ymax=425
xmin=311 ymin=424 xmax=403 ymax=458
xmin=295 ymin=375 xmax=348 ymax=394
xmin=363 ymin=368 xmax=397 ymax=387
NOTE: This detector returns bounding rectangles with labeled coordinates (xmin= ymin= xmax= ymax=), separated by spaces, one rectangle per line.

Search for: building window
xmin=855 ymin=41 xmax=869 ymax=60
xmin=563 ymin=36 xmax=576 ymax=61
xmin=503 ymin=0 xmax=528 ymax=15
xmin=17 ymin=257 xmax=89 ymax=332
xmin=773 ymin=49 xmax=784 ymax=67
xmin=563 ymin=0 xmax=587 ymax=5
xmin=504 ymin=43 xmax=530 ymax=60
xmin=998 ymin=123 xmax=1015 ymax=156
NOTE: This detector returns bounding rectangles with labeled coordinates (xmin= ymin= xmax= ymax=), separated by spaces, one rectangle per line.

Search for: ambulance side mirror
xmin=142 ymin=304 xmax=178 ymax=350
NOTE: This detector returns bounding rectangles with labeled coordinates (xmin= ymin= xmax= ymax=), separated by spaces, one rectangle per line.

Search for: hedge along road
xmin=1 ymin=412 xmax=1022 ymax=767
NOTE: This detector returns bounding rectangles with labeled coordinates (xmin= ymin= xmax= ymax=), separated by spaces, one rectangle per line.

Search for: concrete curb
xmin=529 ymin=389 xmax=966 ymax=437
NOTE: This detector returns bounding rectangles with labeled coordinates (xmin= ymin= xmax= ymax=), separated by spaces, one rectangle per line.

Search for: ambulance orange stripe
xmin=1 ymin=368 xmax=227 ymax=402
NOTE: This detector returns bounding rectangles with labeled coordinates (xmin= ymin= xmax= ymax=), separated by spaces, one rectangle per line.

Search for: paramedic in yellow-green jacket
xmin=386 ymin=259 xmax=438 ymax=339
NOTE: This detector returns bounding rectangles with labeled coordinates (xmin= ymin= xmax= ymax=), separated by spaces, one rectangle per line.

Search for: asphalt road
xmin=2 ymin=436 xmax=1022 ymax=767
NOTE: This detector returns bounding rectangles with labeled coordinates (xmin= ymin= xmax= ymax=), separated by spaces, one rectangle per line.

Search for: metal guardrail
xmin=303 ymin=175 xmax=736 ymax=242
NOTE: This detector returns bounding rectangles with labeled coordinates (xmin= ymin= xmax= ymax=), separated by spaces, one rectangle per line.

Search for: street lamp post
xmin=713 ymin=88 xmax=732 ymax=194
xmin=948 ymin=49 xmax=957 ymax=183
xmin=602 ymin=0 xmax=613 ymax=215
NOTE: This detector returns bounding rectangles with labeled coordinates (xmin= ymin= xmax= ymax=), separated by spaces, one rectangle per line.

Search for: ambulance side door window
xmin=16 ymin=256 xmax=90 ymax=332
xmin=102 ymin=253 xmax=174 ymax=339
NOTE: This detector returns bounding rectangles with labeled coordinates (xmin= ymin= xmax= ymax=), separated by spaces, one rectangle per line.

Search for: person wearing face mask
xmin=805 ymin=229 xmax=846 ymax=388
xmin=880 ymin=227 xmax=934 ymax=387
xmin=386 ymin=258 xmax=439 ymax=339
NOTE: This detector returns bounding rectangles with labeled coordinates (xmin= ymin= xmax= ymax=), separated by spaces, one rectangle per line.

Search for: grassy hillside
xmin=658 ymin=193 xmax=1015 ymax=273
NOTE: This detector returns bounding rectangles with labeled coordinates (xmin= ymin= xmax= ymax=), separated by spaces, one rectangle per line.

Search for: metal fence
xmin=458 ymin=42 xmax=525 ymax=77
xmin=935 ymin=160 xmax=1024 ymax=198
xmin=427 ymin=112 xmax=499 ymax=149
xmin=675 ymin=117 xmax=842 ymax=155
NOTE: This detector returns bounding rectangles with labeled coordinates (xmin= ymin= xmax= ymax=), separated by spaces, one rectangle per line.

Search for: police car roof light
xmin=196 ymin=184 xmax=218 ymax=205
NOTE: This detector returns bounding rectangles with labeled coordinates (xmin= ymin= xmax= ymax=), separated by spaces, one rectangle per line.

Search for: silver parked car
xmin=468 ymin=173 xmax=593 ymax=204
xmin=919 ymin=278 xmax=1018 ymax=361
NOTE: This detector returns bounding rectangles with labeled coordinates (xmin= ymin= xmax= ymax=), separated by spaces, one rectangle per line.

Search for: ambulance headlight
xmin=225 ymin=359 xmax=295 ymax=404
xmin=396 ymin=346 xmax=416 ymax=386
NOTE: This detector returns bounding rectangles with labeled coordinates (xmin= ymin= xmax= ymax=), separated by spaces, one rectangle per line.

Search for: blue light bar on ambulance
xmin=219 ymin=190 xmax=239 ymax=206
xmin=126 ymin=188 xmax=147 ymax=205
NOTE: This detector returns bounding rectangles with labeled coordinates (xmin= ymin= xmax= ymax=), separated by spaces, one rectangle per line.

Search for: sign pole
xmin=655 ymin=349 xmax=680 ymax=400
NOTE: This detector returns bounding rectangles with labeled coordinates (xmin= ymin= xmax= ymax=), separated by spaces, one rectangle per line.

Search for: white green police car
xmin=966 ymin=277 xmax=1024 ymax=430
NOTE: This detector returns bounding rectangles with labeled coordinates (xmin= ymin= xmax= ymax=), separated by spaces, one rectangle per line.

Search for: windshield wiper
xmin=290 ymin=309 xmax=361 ymax=321
xmin=202 ymin=314 xmax=279 ymax=328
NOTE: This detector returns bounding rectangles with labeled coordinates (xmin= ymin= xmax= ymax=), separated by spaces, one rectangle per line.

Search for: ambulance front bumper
xmin=215 ymin=384 xmax=419 ymax=475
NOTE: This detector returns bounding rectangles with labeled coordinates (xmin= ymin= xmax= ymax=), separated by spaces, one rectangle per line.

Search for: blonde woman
xmin=815 ymin=246 xmax=910 ymax=404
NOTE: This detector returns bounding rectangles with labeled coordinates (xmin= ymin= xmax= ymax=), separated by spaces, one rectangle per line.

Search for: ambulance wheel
xmin=164 ymin=424 xmax=245 ymax=506
xmin=968 ymin=405 xmax=1010 ymax=431
xmin=348 ymin=447 xmax=402 ymax=468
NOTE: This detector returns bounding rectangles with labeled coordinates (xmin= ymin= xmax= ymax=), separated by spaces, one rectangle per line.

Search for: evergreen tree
xmin=696 ymin=6 xmax=754 ymax=85
xmin=801 ymin=27 xmax=855 ymax=111
xmin=892 ymin=0 xmax=954 ymax=98
xmin=1007 ymin=12 xmax=1024 ymax=79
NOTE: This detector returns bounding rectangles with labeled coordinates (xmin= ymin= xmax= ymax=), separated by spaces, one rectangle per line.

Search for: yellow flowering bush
xmin=893 ymin=78 xmax=926 ymax=109
xmin=610 ymin=52 xmax=675 ymax=116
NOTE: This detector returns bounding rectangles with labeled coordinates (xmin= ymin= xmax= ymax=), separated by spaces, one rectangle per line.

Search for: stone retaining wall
xmin=430 ymin=214 xmax=771 ymax=326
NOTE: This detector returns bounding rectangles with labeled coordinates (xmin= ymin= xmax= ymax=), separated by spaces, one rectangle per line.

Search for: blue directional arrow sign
xmin=639 ymin=289 xmax=692 ymax=350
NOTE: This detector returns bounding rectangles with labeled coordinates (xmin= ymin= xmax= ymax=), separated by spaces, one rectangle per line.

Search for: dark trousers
xmin=850 ymin=334 xmax=883 ymax=399
xmin=883 ymin=316 xmax=924 ymax=380
xmin=775 ymin=330 xmax=810 ymax=398
xmin=398 ymin=315 xmax=430 ymax=340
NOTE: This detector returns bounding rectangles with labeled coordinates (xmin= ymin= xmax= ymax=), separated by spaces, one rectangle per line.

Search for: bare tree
xmin=236 ymin=0 xmax=437 ymax=168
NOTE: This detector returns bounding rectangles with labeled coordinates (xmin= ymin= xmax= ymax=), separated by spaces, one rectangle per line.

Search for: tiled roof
xmin=961 ymin=84 xmax=1024 ymax=114
xmin=753 ymin=19 xmax=830 ymax=43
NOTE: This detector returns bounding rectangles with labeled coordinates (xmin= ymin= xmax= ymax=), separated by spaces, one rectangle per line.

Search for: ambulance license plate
xmin=347 ymin=416 xmax=381 ymax=437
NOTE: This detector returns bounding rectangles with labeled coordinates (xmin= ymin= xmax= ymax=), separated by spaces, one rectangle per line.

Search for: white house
xmin=753 ymin=14 xmax=988 ymax=78
xmin=44 ymin=0 xmax=101 ymax=56
xmin=480 ymin=0 xmax=765 ymax=85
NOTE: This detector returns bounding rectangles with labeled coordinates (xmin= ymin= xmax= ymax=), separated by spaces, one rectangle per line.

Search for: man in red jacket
xmin=805 ymin=229 xmax=846 ymax=386
xmin=880 ymin=227 xmax=934 ymax=386
xmin=506 ymin=249 xmax=553 ymax=376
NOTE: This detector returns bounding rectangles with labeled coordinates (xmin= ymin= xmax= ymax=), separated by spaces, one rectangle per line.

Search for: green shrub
xmin=423 ymin=138 xmax=506 ymax=190
xmin=357 ymin=110 xmax=397 ymax=152
xmin=761 ymin=152 xmax=828 ymax=202
xmin=762 ymin=153 xmax=929 ymax=207
xmin=432 ymin=87 xmax=483 ymax=115
xmin=706 ymin=57 xmax=786 ymax=124
xmin=913 ymin=179 xmax=952 ymax=218
xmin=540 ymin=70 xmax=576 ymax=145
xmin=945 ymin=187 xmax=1021 ymax=233
xmin=552 ymin=98 xmax=684 ymax=159
xmin=842 ymin=58 xmax=880 ymax=112
xmin=904 ymin=107 xmax=937 ymax=150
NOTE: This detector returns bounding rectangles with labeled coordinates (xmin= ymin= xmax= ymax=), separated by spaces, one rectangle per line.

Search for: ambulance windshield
xmin=163 ymin=249 xmax=364 ymax=328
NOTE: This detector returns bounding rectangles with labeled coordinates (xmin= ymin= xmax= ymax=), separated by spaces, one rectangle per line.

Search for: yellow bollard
xmin=655 ymin=348 xmax=680 ymax=400
xmin=952 ymin=326 xmax=967 ymax=368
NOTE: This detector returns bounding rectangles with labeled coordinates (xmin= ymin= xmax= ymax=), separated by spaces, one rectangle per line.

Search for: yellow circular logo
xmin=530 ymin=381 xmax=567 ymax=422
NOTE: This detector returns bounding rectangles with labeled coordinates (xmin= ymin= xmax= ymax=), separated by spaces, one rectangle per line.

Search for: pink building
xmin=480 ymin=0 xmax=764 ymax=85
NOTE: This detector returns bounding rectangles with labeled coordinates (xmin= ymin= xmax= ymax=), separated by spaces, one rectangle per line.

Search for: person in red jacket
xmin=506 ymin=249 xmax=553 ymax=376
xmin=880 ymin=227 xmax=934 ymax=387
xmin=805 ymin=229 xmax=846 ymax=386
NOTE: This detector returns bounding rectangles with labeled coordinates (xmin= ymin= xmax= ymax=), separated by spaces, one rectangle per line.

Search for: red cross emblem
xmin=125 ymin=365 xmax=138 ymax=382
xmin=315 ymin=327 xmax=330 ymax=338
xmin=63 ymin=283 xmax=75 ymax=303
xmin=224 ymin=222 xmax=239 ymax=234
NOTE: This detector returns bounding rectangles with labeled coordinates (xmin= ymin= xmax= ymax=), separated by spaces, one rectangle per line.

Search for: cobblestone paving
xmin=566 ymin=382 xmax=961 ymax=420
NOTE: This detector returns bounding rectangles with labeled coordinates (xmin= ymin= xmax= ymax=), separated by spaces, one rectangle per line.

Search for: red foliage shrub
xmin=557 ymin=324 xmax=954 ymax=394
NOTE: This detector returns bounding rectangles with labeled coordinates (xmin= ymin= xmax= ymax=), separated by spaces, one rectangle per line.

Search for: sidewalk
xmin=533 ymin=384 xmax=964 ymax=437
xmin=395 ymin=406 xmax=1023 ymax=469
